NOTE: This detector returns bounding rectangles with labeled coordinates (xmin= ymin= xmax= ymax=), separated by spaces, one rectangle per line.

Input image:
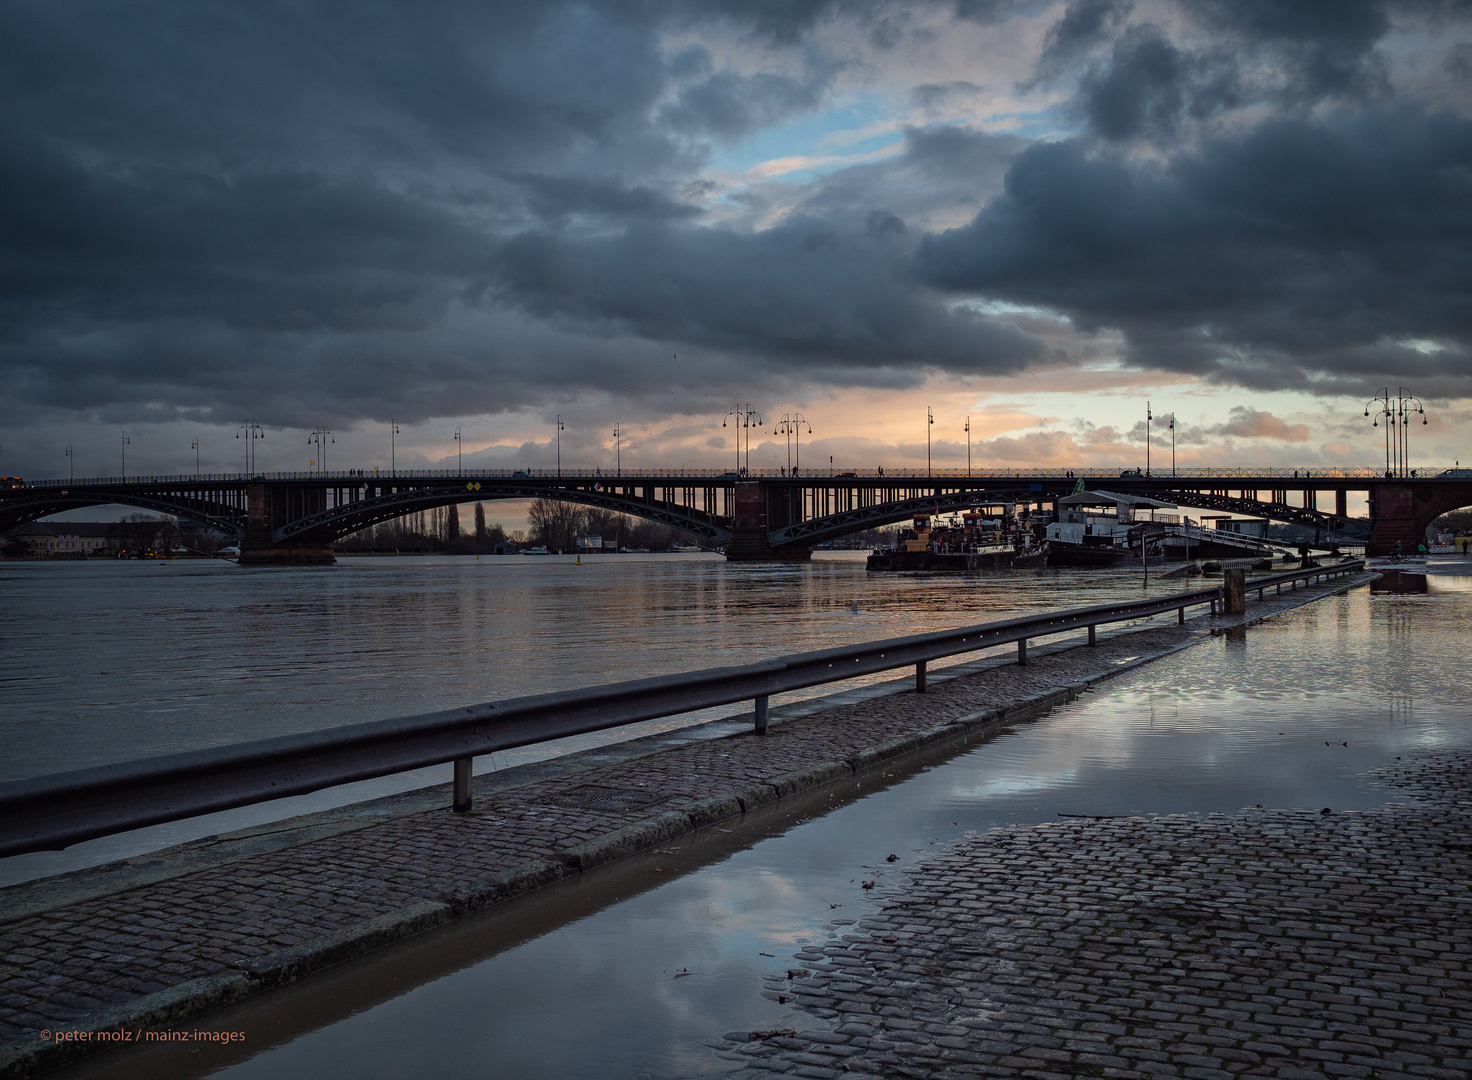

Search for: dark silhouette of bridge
xmin=3 ymin=467 xmax=1468 ymax=562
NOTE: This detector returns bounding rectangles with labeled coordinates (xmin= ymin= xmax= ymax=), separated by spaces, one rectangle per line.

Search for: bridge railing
xmin=0 ymin=559 xmax=1366 ymax=859
xmin=10 ymin=466 xmax=1436 ymax=488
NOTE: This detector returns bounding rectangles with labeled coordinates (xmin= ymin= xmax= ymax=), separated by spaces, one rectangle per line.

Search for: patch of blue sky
xmin=705 ymin=92 xmax=900 ymax=176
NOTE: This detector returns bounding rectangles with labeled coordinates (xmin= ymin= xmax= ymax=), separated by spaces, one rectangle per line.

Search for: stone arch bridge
xmin=2 ymin=468 xmax=1467 ymax=562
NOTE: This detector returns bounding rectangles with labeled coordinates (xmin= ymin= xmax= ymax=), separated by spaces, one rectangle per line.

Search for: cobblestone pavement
xmin=718 ymin=751 xmax=1472 ymax=1079
xmin=0 ymin=577 xmax=1362 ymax=1074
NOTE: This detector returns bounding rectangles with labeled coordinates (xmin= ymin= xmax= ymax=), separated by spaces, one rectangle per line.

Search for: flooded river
xmin=38 ymin=557 xmax=1472 ymax=1080
xmin=1 ymin=551 xmax=1213 ymax=881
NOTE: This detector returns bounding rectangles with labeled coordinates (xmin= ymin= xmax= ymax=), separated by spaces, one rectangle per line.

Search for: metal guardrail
xmin=12 ymin=466 xmax=1454 ymax=488
xmin=1248 ymin=559 xmax=1369 ymax=599
xmin=0 ymin=561 xmax=1367 ymax=859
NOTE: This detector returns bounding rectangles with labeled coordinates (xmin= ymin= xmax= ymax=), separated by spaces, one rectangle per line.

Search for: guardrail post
xmin=915 ymin=660 xmax=927 ymax=694
xmin=1087 ymin=624 xmax=1096 ymax=646
xmin=1017 ymin=638 xmax=1027 ymax=665
xmin=453 ymin=757 xmax=472 ymax=813
xmin=754 ymin=695 xmax=769 ymax=735
xmin=1178 ymin=606 xmax=1185 ymax=625
xmin=1224 ymin=568 xmax=1246 ymax=615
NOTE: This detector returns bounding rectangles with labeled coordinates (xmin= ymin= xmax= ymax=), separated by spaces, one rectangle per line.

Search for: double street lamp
xmin=722 ymin=405 xmax=762 ymax=475
xmin=237 ymin=420 xmax=265 ymax=474
xmin=775 ymin=413 xmax=811 ymax=474
xmin=307 ymin=427 xmax=333 ymax=474
xmin=1365 ymin=387 xmax=1427 ymax=478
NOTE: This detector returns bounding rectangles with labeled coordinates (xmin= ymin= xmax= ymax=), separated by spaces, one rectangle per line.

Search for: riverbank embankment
xmin=0 ymin=572 xmax=1374 ymax=1077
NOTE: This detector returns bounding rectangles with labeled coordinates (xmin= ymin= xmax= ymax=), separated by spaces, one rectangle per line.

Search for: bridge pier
xmin=1365 ymin=481 xmax=1472 ymax=556
xmin=725 ymin=481 xmax=810 ymax=562
xmin=237 ymin=483 xmax=336 ymax=565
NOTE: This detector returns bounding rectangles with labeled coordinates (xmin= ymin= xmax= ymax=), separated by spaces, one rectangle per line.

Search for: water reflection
xmin=59 ymin=559 xmax=1472 ymax=1080
xmin=1371 ymin=569 xmax=1428 ymax=593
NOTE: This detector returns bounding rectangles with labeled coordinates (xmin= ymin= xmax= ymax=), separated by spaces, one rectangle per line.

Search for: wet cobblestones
xmin=719 ymin=750 xmax=1472 ymax=1079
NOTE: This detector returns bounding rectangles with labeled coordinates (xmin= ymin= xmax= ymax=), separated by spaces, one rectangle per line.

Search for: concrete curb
xmin=0 ymin=575 xmax=1370 ymax=1079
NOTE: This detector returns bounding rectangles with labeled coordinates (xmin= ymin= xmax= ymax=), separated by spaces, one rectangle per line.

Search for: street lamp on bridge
xmin=613 ymin=422 xmax=622 ymax=477
xmin=1168 ymin=414 xmax=1175 ymax=479
xmin=308 ymin=427 xmax=333 ymax=475
xmin=555 ymin=415 xmax=564 ymax=478
xmin=964 ymin=416 xmax=971 ymax=477
xmin=1145 ymin=402 xmax=1152 ymax=477
xmin=1366 ymin=388 xmax=1428 ymax=478
xmin=927 ymin=406 xmax=934 ymax=477
xmin=65 ymin=445 xmax=73 ymax=483
xmin=775 ymin=413 xmax=811 ymax=474
xmin=191 ymin=437 xmax=200 ymax=479
xmin=453 ymin=426 xmax=462 ymax=476
xmin=237 ymin=421 xmax=265 ymax=475
xmin=121 ymin=431 xmax=130 ymax=479
xmin=390 ymin=420 xmax=399 ymax=478
xmin=722 ymin=405 xmax=762 ymax=475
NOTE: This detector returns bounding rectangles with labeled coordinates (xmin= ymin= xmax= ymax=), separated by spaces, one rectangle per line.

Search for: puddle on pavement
xmin=58 ymin=560 xmax=1472 ymax=1080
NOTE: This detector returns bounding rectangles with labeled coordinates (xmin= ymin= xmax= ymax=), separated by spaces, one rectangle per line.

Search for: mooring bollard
xmin=915 ymin=660 xmax=927 ymax=694
xmin=1224 ymin=568 xmax=1246 ymax=615
xmin=754 ymin=694 xmax=769 ymax=735
xmin=453 ymin=756 xmax=473 ymax=813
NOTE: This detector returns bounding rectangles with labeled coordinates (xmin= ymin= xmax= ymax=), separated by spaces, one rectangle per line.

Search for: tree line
xmin=335 ymin=500 xmax=706 ymax=554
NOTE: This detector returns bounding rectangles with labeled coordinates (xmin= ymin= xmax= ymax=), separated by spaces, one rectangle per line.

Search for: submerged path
xmin=719 ymin=750 xmax=1472 ymax=1079
xmin=0 ymin=573 xmax=1371 ymax=1077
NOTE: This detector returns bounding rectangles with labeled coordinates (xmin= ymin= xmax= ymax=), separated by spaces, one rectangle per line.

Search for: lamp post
xmin=390 ymin=420 xmax=399 ymax=477
xmin=775 ymin=413 xmax=811 ymax=474
xmin=927 ymin=406 xmax=934 ymax=477
xmin=121 ymin=430 xmax=130 ymax=478
xmin=1168 ymin=414 xmax=1176 ymax=478
xmin=65 ymin=445 xmax=73 ymax=483
xmin=556 ymin=415 xmax=564 ymax=478
xmin=722 ymin=405 xmax=762 ymax=474
xmin=1396 ymin=387 xmax=1426 ymax=477
xmin=613 ymin=422 xmax=622 ymax=477
xmin=1366 ymin=390 xmax=1393 ymax=477
xmin=308 ymin=427 xmax=333 ymax=474
xmin=1145 ymin=402 xmax=1151 ymax=477
xmin=964 ymin=416 xmax=971 ymax=477
xmin=453 ymin=426 xmax=462 ymax=476
xmin=237 ymin=420 xmax=265 ymax=474
xmin=191 ymin=437 xmax=200 ymax=479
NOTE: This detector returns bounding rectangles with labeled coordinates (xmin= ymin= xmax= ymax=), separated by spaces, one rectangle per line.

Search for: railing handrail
xmin=0 ymin=561 xmax=1367 ymax=858
xmin=10 ymin=466 xmax=1464 ymax=488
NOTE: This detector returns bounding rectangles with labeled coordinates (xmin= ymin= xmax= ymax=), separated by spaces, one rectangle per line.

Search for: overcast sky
xmin=3 ymin=0 xmax=1471 ymax=480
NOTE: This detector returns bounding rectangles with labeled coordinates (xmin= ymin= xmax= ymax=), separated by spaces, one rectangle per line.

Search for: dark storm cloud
xmin=916 ymin=104 xmax=1472 ymax=395
xmin=1076 ymin=26 xmax=1243 ymax=142
xmin=1 ymin=0 xmax=1471 ymax=465
xmin=491 ymin=214 xmax=1042 ymax=372
xmin=659 ymin=50 xmax=840 ymax=139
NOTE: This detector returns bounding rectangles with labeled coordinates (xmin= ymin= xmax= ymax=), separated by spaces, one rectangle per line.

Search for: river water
xmin=1 ymin=551 xmax=1208 ymax=882
xmin=31 ymin=556 xmax=1472 ymax=1080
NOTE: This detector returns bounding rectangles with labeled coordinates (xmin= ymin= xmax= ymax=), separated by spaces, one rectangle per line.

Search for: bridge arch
xmin=276 ymin=483 xmax=732 ymax=547
xmin=0 ymin=489 xmax=246 ymax=537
